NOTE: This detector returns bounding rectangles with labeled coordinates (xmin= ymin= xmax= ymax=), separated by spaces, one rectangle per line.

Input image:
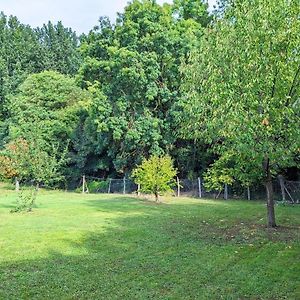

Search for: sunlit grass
xmin=0 ymin=183 xmax=299 ymax=299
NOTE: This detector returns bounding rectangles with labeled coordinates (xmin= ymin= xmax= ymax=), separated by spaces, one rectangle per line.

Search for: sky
xmin=0 ymin=0 xmax=217 ymax=34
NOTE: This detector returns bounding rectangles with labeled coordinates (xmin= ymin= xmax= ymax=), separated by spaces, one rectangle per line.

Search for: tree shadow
xmin=0 ymin=198 xmax=299 ymax=299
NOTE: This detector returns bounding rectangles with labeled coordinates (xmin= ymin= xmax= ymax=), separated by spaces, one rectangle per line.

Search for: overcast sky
xmin=0 ymin=0 xmax=217 ymax=34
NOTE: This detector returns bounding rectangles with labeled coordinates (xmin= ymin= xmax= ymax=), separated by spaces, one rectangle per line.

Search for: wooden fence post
xmin=82 ymin=175 xmax=86 ymax=194
xmin=198 ymin=177 xmax=202 ymax=198
xmin=224 ymin=183 xmax=228 ymax=200
xmin=278 ymin=175 xmax=286 ymax=202
xmin=177 ymin=177 xmax=180 ymax=197
xmin=15 ymin=177 xmax=20 ymax=192
xmin=137 ymin=183 xmax=141 ymax=196
xmin=107 ymin=179 xmax=112 ymax=194
xmin=247 ymin=186 xmax=251 ymax=200
xmin=123 ymin=177 xmax=126 ymax=194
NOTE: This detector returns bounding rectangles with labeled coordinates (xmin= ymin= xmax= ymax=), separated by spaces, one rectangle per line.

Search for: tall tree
xmin=35 ymin=21 xmax=81 ymax=75
xmin=0 ymin=14 xmax=81 ymax=148
xmin=78 ymin=0 xmax=210 ymax=176
xmin=8 ymin=71 xmax=91 ymax=183
xmin=180 ymin=0 xmax=300 ymax=227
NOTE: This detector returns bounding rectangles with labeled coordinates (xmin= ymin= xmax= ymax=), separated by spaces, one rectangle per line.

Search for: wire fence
xmin=80 ymin=175 xmax=300 ymax=203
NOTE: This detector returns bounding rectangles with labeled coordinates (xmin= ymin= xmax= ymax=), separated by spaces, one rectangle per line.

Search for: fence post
xmin=82 ymin=175 xmax=86 ymax=194
xmin=198 ymin=177 xmax=202 ymax=198
xmin=224 ymin=183 xmax=228 ymax=200
xmin=137 ymin=183 xmax=141 ymax=196
xmin=15 ymin=177 xmax=20 ymax=192
xmin=177 ymin=177 xmax=180 ymax=197
xmin=247 ymin=186 xmax=251 ymax=200
xmin=108 ymin=179 xmax=112 ymax=194
xmin=278 ymin=175 xmax=286 ymax=202
xmin=123 ymin=177 xmax=126 ymax=194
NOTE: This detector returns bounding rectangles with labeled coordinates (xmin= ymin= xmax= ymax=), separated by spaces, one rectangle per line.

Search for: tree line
xmin=0 ymin=0 xmax=214 ymax=184
xmin=0 ymin=0 xmax=299 ymax=225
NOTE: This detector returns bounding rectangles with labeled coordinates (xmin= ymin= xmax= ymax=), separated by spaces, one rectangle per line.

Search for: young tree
xmin=0 ymin=138 xmax=30 ymax=190
xmin=181 ymin=0 xmax=300 ymax=227
xmin=0 ymin=127 xmax=68 ymax=187
xmin=132 ymin=155 xmax=177 ymax=202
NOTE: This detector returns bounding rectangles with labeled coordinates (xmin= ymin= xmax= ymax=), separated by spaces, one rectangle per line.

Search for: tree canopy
xmin=0 ymin=0 xmax=298 ymax=222
xmin=180 ymin=0 xmax=300 ymax=226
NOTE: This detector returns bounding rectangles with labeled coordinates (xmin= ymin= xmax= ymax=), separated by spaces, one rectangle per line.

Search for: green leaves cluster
xmin=132 ymin=155 xmax=177 ymax=201
xmin=181 ymin=0 xmax=300 ymax=187
xmin=0 ymin=12 xmax=81 ymax=149
xmin=76 ymin=0 xmax=211 ymax=176
xmin=180 ymin=0 xmax=299 ymax=226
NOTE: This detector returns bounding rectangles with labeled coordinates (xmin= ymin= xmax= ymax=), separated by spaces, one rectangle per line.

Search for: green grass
xmin=0 ymin=183 xmax=299 ymax=299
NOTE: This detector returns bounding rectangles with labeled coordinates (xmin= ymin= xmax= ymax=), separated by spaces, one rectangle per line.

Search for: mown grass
xmin=0 ymin=183 xmax=299 ymax=299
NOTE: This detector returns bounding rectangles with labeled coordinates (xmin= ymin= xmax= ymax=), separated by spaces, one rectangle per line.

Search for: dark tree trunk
xmin=263 ymin=158 xmax=276 ymax=228
xmin=154 ymin=192 xmax=159 ymax=203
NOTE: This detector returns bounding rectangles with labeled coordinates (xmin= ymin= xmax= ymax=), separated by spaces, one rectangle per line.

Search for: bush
xmin=11 ymin=188 xmax=37 ymax=213
xmin=132 ymin=155 xmax=177 ymax=202
xmin=86 ymin=180 xmax=109 ymax=193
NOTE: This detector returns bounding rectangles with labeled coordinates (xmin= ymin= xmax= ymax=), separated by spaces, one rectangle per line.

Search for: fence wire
xmin=81 ymin=176 xmax=300 ymax=203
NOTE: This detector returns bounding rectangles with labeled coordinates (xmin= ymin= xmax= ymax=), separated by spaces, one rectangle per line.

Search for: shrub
xmin=132 ymin=155 xmax=177 ymax=202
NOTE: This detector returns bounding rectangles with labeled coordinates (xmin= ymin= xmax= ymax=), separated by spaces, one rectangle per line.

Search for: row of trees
xmin=0 ymin=0 xmax=215 ymax=185
xmin=0 ymin=12 xmax=80 ymax=145
xmin=0 ymin=0 xmax=299 ymax=226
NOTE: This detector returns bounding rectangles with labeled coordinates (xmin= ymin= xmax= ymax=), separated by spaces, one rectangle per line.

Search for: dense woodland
xmin=0 ymin=0 xmax=299 ymax=197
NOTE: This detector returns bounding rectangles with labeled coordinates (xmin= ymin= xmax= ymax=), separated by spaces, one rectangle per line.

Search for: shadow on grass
xmin=0 ymin=198 xmax=299 ymax=299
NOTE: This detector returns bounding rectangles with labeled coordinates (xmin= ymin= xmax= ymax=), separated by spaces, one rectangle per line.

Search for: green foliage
xmin=10 ymin=188 xmax=37 ymax=213
xmin=77 ymin=0 xmax=210 ymax=176
xmin=181 ymin=0 xmax=300 ymax=188
xmin=1 ymin=124 xmax=69 ymax=186
xmin=35 ymin=21 xmax=81 ymax=75
xmin=180 ymin=0 xmax=300 ymax=226
xmin=87 ymin=180 xmax=109 ymax=193
xmin=1 ymin=0 xmax=298 ymax=193
xmin=0 ymin=14 xmax=80 ymax=135
xmin=25 ymin=127 xmax=69 ymax=186
xmin=132 ymin=155 xmax=177 ymax=201
xmin=9 ymin=71 xmax=90 ymax=144
xmin=173 ymin=0 xmax=212 ymax=25
xmin=7 ymin=71 xmax=91 ymax=183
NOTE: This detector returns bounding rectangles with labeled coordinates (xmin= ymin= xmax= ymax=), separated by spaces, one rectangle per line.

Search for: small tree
xmin=132 ymin=155 xmax=177 ymax=202
xmin=0 ymin=124 xmax=68 ymax=212
xmin=0 ymin=139 xmax=30 ymax=190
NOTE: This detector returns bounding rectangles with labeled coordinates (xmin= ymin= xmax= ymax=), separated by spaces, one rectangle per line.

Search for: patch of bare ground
xmin=166 ymin=219 xmax=300 ymax=244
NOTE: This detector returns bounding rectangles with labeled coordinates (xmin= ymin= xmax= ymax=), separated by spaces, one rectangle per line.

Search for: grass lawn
xmin=0 ymin=183 xmax=299 ymax=299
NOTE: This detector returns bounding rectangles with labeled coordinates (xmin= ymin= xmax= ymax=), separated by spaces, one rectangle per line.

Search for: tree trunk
xmin=154 ymin=192 xmax=159 ymax=203
xmin=264 ymin=159 xmax=276 ymax=228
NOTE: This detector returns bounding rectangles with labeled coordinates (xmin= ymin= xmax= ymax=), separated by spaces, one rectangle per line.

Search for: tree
xmin=0 ymin=138 xmax=30 ymax=190
xmin=173 ymin=0 xmax=211 ymax=25
xmin=8 ymin=71 xmax=91 ymax=184
xmin=77 ymin=0 xmax=210 ymax=177
xmin=0 ymin=14 xmax=81 ymax=151
xmin=35 ymin=21 xmax=81 ymax=75
xmin=1 ymin=124 xmax=68 ymax=211
xmin=132 ymin=155 xmax=177 ymax=202
xmin=180 ymin=0 xmax=300 ymax=227
xmin=0 ymin=126 xmax=68 ymax=188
